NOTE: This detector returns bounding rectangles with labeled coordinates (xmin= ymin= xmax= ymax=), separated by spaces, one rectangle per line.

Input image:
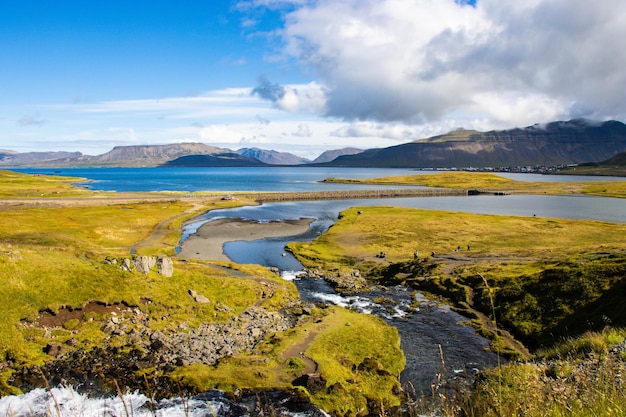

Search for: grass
xmin=324 ymin=171 xmax=626 ymax=198
xmin=463 ymin=329 xmax=626 ymax=417
xmin=289 ymin=206 xmax=626 ymax=355
xmin=0 ymin=170 xmax=92 ymax=198
xmin=289 ymin=206 xmax=626 ymax=269
xmin=287 ymin=202 xmax=626 ymax=416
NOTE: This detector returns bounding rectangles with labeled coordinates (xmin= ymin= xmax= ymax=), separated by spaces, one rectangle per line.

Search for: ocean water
xmin=16 ymin=166 xmax=625 ymax=192
xmin=15 ymin=166 xmax=422 ymax=192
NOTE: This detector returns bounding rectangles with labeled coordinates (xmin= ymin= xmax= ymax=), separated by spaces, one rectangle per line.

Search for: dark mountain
xmin=312 ymin=147 xmax=364 ymax=163
xmin=557 ymin=151 xmax=626 ymax=176
xmin=597 ymin=151 xmax=626 ymax=166
xmin=163 ymin=153 xmax=268 ymax=167
xmin=323 ymin=119 xmax=626 ymax=168
xmin=236 ymin=147 xmax=310 ymax=165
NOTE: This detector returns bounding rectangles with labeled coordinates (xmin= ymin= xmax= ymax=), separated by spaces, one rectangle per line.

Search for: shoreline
xmin=177 ymin=217 xmax=315 ymax=261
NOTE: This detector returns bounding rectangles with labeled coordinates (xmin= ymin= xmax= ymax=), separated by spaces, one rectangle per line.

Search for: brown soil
xmin=25 ymin=302 xmax=132 ymax=328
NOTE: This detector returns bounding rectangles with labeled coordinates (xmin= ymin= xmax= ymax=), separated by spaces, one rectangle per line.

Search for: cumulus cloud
xmin=256 ymin=0 xmax=626 ymax=128
xmin=292 ymin=123 xmax=312 ymax=137
xmin=252 ymin=77 xmax=327 ymax=115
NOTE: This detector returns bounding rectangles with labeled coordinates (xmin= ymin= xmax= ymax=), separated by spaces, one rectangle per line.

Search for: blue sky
xmin=2 ymin=0 xmax=625 ymax=159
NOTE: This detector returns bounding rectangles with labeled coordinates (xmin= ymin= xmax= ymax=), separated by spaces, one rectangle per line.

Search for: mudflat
xmin=177 ymin=217 xmax=315 ymax=261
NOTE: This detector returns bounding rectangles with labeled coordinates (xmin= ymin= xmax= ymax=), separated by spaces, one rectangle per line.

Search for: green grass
xmin=463 ymin=329 xmax=626 ymax=417
xmin=324 ymin=171 xmax=626 ymax=198
xmin=289 ymin=206 xmax=626 ymax=355
xmin=0 ymin=170 xmax=92 ymax=198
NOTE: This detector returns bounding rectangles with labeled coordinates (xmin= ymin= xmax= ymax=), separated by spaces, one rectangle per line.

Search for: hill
xmin=557 ymin=150 xmax=626 ymax=176
xmin=312 ymin=147 xmax=363 ymax=163
xmin=163 ymin=153 xmax=268 ymax=167
xmin=324 ymin=119 xmax=626 ymax=168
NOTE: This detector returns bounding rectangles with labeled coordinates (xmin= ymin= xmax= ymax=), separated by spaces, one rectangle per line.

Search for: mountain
xmin=0 ymin=151 xmax=83 ymax=166
xmin=323 ymin=119 xmax=626 ymax=168
xmin=163 ymin=153 xmax=268 ymax=167
xmin=86 ymin=143 xmax=225 ymax=167
xmin=312 ymin=147 xmax=364 ymax=164
xmin=0 ymin=143 xmax=226 ymax=168
xmin=236 ymin=148 xmax=310 ymax=165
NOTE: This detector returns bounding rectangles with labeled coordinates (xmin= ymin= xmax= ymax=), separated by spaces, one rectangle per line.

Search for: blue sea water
xmin=16 ymin=166 xmax=422 ymax=192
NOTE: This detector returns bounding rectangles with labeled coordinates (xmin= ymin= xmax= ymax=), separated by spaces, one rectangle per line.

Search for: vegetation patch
xmin=289 ymin=206 xmax=626 ymax=356
xmin=324 ymin=171 xmax=626 ymax=198
xmin=0 ymin=170 xmax=91 ymax=198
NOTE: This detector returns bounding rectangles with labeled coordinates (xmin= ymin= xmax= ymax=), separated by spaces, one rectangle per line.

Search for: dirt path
xmin=281 ymin=329 xmax=320 ymax=374
xmin=129 ymin=202 xmax=207 ymax=254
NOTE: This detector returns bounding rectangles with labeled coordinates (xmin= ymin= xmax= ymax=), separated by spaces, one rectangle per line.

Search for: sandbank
xmin=177 ymin=217 xmax=315 ymax=261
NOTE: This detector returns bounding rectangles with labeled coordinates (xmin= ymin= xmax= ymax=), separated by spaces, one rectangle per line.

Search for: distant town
xmin=419 ymin=164 xmax=576 ymax=174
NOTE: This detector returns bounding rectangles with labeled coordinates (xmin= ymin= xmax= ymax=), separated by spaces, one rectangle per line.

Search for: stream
xmin=185 ymin=198 xmax=502 ymax=395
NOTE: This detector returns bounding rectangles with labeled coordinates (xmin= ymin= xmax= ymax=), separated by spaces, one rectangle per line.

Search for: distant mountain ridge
xmin=0 ymin=151 xmax=83 ymax=166
xmin=2 ymin=119 xmax=625 ymax=169
xmin=323 ymin=119 xmax=626 ymax=168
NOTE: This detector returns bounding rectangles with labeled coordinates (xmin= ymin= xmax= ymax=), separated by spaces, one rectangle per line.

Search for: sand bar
xmin=177 ymin=217 xmax=315 ymax=261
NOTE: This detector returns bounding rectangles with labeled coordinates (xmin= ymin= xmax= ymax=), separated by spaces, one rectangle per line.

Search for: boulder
xmin=120 ymin=258 xmax=133 ymax=272
xmin=44 ymin=343 xmax=64 ymax=357
xmin=156 ymin=255 xmax=174 ymax=277
xmin=134 ymin=256 xmax=156 ymax=274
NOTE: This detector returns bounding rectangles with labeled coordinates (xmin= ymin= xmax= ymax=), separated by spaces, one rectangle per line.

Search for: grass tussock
xmin=463 ymin=329 xmax=626 ymax=417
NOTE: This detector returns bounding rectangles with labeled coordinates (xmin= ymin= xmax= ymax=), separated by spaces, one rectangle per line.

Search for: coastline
xmin=177 ymin=217 xmax=315 ymax=261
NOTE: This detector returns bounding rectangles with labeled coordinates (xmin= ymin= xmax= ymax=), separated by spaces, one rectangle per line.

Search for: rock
xmin=44 ymin=343 xmax=64 ymax=357
xmin=120 ymin=258 xmax=133 ymax=272
xmin=134 ymin=256 xmax=156 ymax=274
xmin=215 ymin=302 xmax=234 ymax=313
xmin=157 ymin=255 xmax=173 ymax=277
xmin=195 ymin=295 xmax=210 ymax=304
xmin=293 ymin=373 xmax=326 ymax=394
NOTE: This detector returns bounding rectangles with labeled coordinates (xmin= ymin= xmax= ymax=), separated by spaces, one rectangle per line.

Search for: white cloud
xmin=257 ymin=0 xmax=626 ymax=128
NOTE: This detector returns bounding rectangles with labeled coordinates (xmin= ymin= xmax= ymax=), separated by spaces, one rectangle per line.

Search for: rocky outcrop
xmin=11 ymin=305 xmax=300 ymax=398
xmin=299 ymin=268 xmax=368 ymax=294
xmin=104 ymin=255 xmax=174 ymax=276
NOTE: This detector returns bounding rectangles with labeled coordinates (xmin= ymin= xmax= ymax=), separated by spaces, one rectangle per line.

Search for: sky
xmin=2 ymin=0 xmax=626 ymax=160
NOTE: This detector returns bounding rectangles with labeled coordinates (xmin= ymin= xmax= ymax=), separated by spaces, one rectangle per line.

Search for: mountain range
xmin=2 ymin=119 xmax=626 ymax=169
